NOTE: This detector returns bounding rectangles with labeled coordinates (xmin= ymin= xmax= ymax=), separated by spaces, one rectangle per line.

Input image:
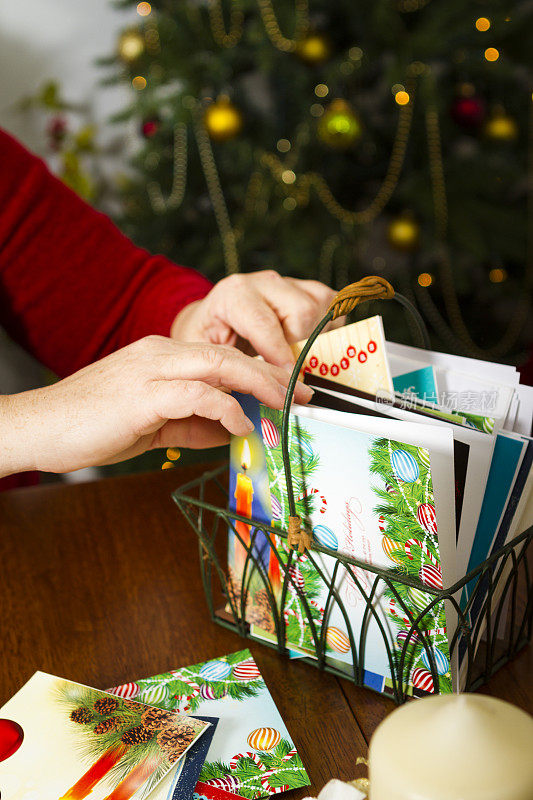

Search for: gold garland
xmin=259 ymin=81 xmax=415 ymax=225
xmin=193 ymin=110 xmax=240 ymax=274
xmin=416 ymin=100 xmax=532 ymax=359
xmin=208 ymin=0 xmax=244 ymax=48
xmin=256 ymin=0 xmax=309 ymax=52
xmin=147 ymin=123 xmax=188 ymax=213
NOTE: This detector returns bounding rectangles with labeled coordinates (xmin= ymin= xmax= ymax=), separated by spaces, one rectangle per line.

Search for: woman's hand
xmin=0 ymin=336 xmax=313 ymax=477
xmin=171 ymin=271 xmax=338 ymax=368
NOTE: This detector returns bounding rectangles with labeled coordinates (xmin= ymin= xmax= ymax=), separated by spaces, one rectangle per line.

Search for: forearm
xmin=0 ymin=393 xmax=37 ymax=477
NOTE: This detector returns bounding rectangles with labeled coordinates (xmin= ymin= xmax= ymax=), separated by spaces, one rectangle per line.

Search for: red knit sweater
xmin=0 ymin=128 xmax=212 ymax=378
xmin=0 ymin=128 xmax=212 ymax=489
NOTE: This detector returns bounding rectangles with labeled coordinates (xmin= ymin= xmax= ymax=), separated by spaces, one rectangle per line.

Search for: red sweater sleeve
xmin=0 ymin=129 xmax=212 ymax=378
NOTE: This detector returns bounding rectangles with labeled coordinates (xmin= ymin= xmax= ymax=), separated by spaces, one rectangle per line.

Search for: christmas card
xmin=291 ymin=315 xmax=392 ymax=395
xmin=145 ymin=716 xmax=219 ymax=800
xmin=307 ymin=377 xmax=495 ymax=577
xmin=109 ymin=649 xmax=310 ymax=799
xmin=228 ymin=393 xmax=457 ymax=696
xmin=0 ymin=672 xmax=209 ymax=800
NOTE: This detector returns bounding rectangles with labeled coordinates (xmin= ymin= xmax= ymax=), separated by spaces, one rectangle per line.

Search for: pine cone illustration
xmin=122 ymin=699 xmax=144 ymax=713
xmin=94 ymin=696 xmax=119 ymax=715
xmin=141 ymin=708 xmax=175 ymax=732
xmin=121 ymin=725 xmax=153 ymax=746
xmin=157 ymin=726 xmax=196 ymax=762
xmin=94 ymin=717 xmax=120 ymax=735
xmin=70 ymin=707 xmax=93 ymax=724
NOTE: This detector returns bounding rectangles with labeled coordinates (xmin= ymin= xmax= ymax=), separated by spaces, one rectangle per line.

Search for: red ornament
xmin=0 ymin=719 xmax=24 ymax=762
xmin=261 ymin=417 xmax=280 ymax=448
xmin=340 ymin=357 xmax=349 ymax=370
xmin=319 ymin=363 xmax=328 ymax=375
xmin=347 ymin=345 xmax=356 ymax=358
xmin=417 ymin=503 xmax=437 ymax=536
xmin=450 ymin=94 xmax=486 ymax=131
xmin=141 ymin=117 xmax=159 ymax=138
xmin=233 ymin=658 xmax=261 ymax=681
xmin=331 ymin=364 xmax=339 ymax=376
xmin=107 ymin=682 xmax=139 ymax=699
xmin=47 ymin=116 xmax=67 ymax=150
xmin=411 ymin=667 xmax=435 ymax=693
xmin=358 ymin=351 xmax=367 ymax=363
xmin=419 ymin=564 xmax=443 ymax=589
xmin=309 ymin=355 xmax=318 ymax=368
xmin=367 ymin=340 xmax=377 ymax=353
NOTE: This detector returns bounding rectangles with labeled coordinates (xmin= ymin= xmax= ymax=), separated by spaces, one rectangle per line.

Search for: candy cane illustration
xmin=388 ymin=597 xmax=412 ymax=626
xmin=170 ymin=671 xmax=200 ymax=711
xmin=229 ymin=752 xmax=266 ymax=771
xmin=296 ymin=487 xmax=327 ymax=514
xmin=404 ymin=538 xmax=439 ymax=566
xmin=422 ymin=627 xmax=447 ymax=637
xmin=259 ymin=751 xmax=296 ymax=794
xmin=261 ymin=773 xmax=290 ymax=794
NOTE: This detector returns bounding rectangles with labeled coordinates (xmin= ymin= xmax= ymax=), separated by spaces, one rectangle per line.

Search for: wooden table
xmin=1 ymin=464 xmax=532 ymax=796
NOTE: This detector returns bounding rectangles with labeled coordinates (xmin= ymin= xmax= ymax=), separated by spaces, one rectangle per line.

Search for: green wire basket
xmin=172 ymin=277 xmax=533 ymax=703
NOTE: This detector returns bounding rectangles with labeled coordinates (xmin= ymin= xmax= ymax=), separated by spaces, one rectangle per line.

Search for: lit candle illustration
xmin=268 ymin=535 xmax=282 ymax=597
xmin=234 ymin=438 xmax=254 ymax=572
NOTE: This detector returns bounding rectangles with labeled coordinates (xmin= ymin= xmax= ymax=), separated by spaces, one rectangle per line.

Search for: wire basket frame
xmin=173 ymin=467 xmax=532 ymax=702
xmin=172 ymin=278 xmax=533 ymax=703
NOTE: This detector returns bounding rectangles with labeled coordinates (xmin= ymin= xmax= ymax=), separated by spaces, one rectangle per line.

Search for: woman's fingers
xmin=153 ymin=341 xmax=314 ymax=406
xmin=155 ymin=380 xmax=255 ymax=436
xmin=217 ymin=287 xmax=297 ymax=369
xmin=152 ymin=417 xmax=230 ymax=450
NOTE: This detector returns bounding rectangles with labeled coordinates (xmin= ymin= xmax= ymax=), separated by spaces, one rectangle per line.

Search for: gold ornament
xmin=484 ymin=108 xmax=518 ymax=141
xmin=317 ymin=99 xmax=362 ymax=148
xmin=295 ymin=32 xmax=331 ymax=64
xmin=203 ymin=97 xmax=243 ymax=142
xmin=387 ymin=214 xmax=420 ymax=252
xmin=118 ymin=29 xmax=145 ymax=62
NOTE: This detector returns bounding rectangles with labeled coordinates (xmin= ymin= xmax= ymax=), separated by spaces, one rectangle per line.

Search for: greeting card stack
xmin=0 ymin=651 xmax=310 ymax=800
xmin=227 ymin=315 xmax=533 ymax=697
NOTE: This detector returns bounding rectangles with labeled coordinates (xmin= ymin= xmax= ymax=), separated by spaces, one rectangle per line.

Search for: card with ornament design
xmin=291 ymin=316 xmax=392 ymax=395
xmin=110 ymin=650 xmax=309 ymax=799
xmin=0 ymin=672 xmax=209 ymax=800
xmin=229 ymin=393 xmax=457 ymax=695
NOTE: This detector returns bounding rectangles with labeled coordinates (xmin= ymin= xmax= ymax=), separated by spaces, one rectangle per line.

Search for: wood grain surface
xmin=0 ymin=464 xmax=531 ymax=796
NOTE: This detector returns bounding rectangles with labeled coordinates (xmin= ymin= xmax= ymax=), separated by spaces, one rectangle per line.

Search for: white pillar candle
xmin=369 ymin=694 xmax=533 ymax=800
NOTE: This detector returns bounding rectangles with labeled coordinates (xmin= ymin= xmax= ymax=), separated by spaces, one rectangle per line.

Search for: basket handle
xmin=282 ymin=276 xmax=430 ymax=553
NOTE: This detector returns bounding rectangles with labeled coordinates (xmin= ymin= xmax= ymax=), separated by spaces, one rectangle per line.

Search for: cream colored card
xmin=291 ymin=315 xmax=393 ymax=394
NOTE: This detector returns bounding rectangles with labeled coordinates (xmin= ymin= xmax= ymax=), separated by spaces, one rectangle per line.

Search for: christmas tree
xmin=96 ymin=0 xmax=531 ymax=361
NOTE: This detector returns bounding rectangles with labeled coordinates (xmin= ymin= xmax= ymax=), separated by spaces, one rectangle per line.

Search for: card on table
xmin=0 ymin=672 xmax=209 ymax=800
xmin=109 ymin=649 xmax=310 ymax=799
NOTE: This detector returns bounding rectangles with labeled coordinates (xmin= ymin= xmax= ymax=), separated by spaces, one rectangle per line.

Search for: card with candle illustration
xmin=291 ymin=315 xmax=393 ymax=395
xmin=229 ymin=395 xmax=456 ymax=696
xmin=0 ymin=672 xmax=209 ymax=800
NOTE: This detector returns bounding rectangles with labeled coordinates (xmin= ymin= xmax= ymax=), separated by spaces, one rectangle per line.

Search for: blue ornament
xmin=199 ymin=660 xmax=232 ymax=681
xmin=313 ymin=524 xmax=338 ymax=550
xmin=421 ymin=646 xmax=449 ymax=676
xmin=391 ymin=449 xmax=419 ymax=483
